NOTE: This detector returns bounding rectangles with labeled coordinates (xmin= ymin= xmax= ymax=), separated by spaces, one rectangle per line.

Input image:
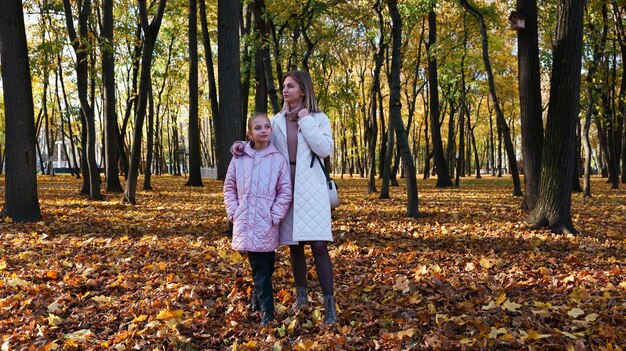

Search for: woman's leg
xmin=310 ymin=241 xmax=333 ymax=295
xmin=289 ymin=244 xmax=309 ymax=311
xmin=289 ymin=244 xmax=307 ymax=287
xmin=310 ymin=241 xmax=337 ymax=324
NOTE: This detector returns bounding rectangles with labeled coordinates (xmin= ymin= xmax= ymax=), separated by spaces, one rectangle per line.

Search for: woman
xmin=232 ymin=70 xmax=337 ymax=324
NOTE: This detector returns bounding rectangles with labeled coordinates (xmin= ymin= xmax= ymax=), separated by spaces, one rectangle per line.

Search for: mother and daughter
xmin=223 ymin=70 xmax=338 ymax=326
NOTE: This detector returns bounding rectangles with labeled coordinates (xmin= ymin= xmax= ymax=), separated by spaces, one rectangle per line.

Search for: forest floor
xmin=0 ymin=174 xmax=624 ymax=350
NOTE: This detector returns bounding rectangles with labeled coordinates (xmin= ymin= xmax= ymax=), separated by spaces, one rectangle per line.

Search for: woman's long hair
xmin=281 ymin=70 xmax=320 ymax=113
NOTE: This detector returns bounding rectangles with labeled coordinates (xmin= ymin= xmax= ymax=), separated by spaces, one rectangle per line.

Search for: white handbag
xmin=311 ymin=155 xmax=340 ymax=209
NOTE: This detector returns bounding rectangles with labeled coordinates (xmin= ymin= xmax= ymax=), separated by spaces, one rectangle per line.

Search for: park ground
xmin=0 ymin=174 xmax=624 ymax=350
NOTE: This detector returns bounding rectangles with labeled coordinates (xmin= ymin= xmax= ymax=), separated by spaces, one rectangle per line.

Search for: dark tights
xmin=289 ymin=241 xmax=334 ymax=295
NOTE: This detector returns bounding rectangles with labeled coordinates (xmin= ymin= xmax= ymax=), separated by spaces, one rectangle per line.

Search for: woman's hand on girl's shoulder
xmin=230 ymin=141 xmax=246 ymax=157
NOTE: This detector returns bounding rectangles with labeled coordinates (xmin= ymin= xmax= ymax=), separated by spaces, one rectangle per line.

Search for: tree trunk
xmin=101 ymin=0 xmax=123 ymax=193
xmin=527 ymin=0 xmax=584 ymax=234
xmin=199 ymin=0 xmax=221 ymax=166
xmin=517 ymin=0 xmax=543 ymax=209
xmin=216 ymin=0 xmax=243 ymax=179
xmin=0 ymin=0 xmax=42 ymax=221
xmin=123 ymin=0 xmax=167 ymax=204
xmin=426 ymin=8 xmax=452 ymax=187
xmin=143 ymin=79 xmax=155 ymax=190
xmin=186 ymin=0 xmax=203 ymax=187
xmin=240 ymin=5 xmax=253 ymax=136
xmin=252 ymin=0 xmax=280 ymax=114
xmin=385 ymin=0 xmax=419 ymax=217
xmin=63 ymin=0 xmax=102 ymax=200
xmin=379 ymin=121 xmax=394 ymax=199
xmin=460 ymin=0 xmax=522 ymax=197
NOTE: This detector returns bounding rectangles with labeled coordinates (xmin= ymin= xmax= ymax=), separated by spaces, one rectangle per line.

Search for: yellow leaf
xmin=132 ymin=315 xmax=148 ymax=323
xmin=569 ymin=287 xmax=590 ymax=302
xmin=48 ymin=313 xmax=63 ymax=326
xmin=501 ymin=299 xmax=522 ymax=313
xmin=482 ymin=301 xmax=497 ymax=310
xmin=4 ymin=217 xmax=12 ymax=223
xmin=363 ymin=284 xmax=375 ymax=292
xmin=0 ymin=260 xmax=7 ymax=271
xmin=156 ymin=309 xmax=183 ymax=320
xmin=157 ymin=262 xmax=167 ymax=271
xmin=568 ymin=308 xmax=585 ymax=318
xmin=397 ymin=328 xmax=415 ymax=340
xmin=585 ymin=313 xmax=599 ymax=323
xmin=64 ymin=329 xmax=94 ymax=343
xmin=7 ymin=277 xmax=29 ymax=287
xmin=525 ymin=329 xmax=551 ymax=340
xmin=479 ymin=257 xmax=494 ymax=269
xmin=287 ymin=318 xmax=298 ymax=331
xmin=427 ymin=303 xmax=436 ymax=313
xmin=489 ymin=327 xmax=507 ymax=339
xmin=538 ymin=267 xmax=552 ymax=276
xmin=91 ymin=295 xmax=112 ymax=303
xmin=496 ymin=293 xmax=507 ymax=305
xmin=409 ymin=292 xmax=422 ymax=304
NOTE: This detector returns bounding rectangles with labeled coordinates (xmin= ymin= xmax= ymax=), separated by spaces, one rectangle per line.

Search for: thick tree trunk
xmin=216 ymin=0 xmax=243 ymax=179
xmin=426 ymin=9 xmax=452 ymax=187
xmin=0 ymin=0 xmax=42 ymax=222
xmin=527 ymin=0 xmax=584 ymax=234
xmin=517 ymin=0 xmax=544 ymax=209
xmin=123 ymin=0 xmax=167 ymax=204
xmin=101 ymin=0 xmax=123 ymax=193
xmin=186 ymin=0 xmax=203 ymax=187
xmin=460 ymin=0 xmax=522 ymax=197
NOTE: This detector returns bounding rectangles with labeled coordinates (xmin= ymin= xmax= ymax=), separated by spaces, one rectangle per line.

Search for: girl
xmin=232 ymin=71 xmax=338 ymax=325
xmin=223 ymin=113 xmax=292 ymax=326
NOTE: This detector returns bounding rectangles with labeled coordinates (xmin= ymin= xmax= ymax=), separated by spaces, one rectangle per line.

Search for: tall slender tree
xmin=63 ymin=0 xmax=102 ymax=200
xmin=459 ymin=0 xmax=523 ymax=197
xmin=516 ymin=0 xmax=544 ymax=209
xmin=0 ymin=0 xmax=42 ymax=222
xmin=186 ymin=0 xmax=203 ymax=187
xmin=426 ymin=7 xmax=453 ymax=187
xmin=387 ymin=0 xmax=419 ymax=217
xmin=527 ymin=0 xmax=585 ymax=234
xmin=123 ymin=0 xmax=167 ymax=204
xmin=100 ymin=0 xmax=123 ymax=193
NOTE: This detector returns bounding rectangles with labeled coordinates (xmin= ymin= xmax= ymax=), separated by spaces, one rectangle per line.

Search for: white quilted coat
xmin=271 ymin=112 xmax=334 ymax=244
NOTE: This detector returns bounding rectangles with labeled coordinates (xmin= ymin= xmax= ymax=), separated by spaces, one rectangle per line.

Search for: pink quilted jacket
xmin=224 ymin=143 xmax=292 ymax=252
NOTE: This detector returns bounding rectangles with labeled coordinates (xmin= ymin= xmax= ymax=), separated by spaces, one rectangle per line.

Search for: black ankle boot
xmin=260 ymin=311 xmax=274 ymax=326
xmin=291 ymin=286 xmax=309 ymax=313
xmin=323 ymin=295 xmax=337 ymax=325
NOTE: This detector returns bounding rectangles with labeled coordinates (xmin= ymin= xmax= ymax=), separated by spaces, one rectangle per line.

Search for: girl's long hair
xmin=281 ymin=70 xmax=321 ymax=113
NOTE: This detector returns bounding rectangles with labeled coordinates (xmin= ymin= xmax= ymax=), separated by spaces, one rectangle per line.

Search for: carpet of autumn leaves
xmin=0 ymin=174 xmax=625 ymax=350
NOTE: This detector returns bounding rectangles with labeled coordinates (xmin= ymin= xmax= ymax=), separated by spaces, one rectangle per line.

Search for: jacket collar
xmin=273 ymin=112 xmax=287 ymax=139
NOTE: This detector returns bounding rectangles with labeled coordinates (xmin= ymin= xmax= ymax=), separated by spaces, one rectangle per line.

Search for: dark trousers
xmin=248 ymin=251 xmax=276 ymax=313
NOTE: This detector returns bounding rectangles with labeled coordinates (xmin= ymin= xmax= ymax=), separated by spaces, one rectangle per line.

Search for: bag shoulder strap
xmin=310 ymin=154 xmax=331 ymax=183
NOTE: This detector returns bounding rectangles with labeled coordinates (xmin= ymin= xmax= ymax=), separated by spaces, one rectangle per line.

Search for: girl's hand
xmin=297 ymin=108 xmax=310 ymax=119
xmin=230 ymin=141 xmax=246 ymax=156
